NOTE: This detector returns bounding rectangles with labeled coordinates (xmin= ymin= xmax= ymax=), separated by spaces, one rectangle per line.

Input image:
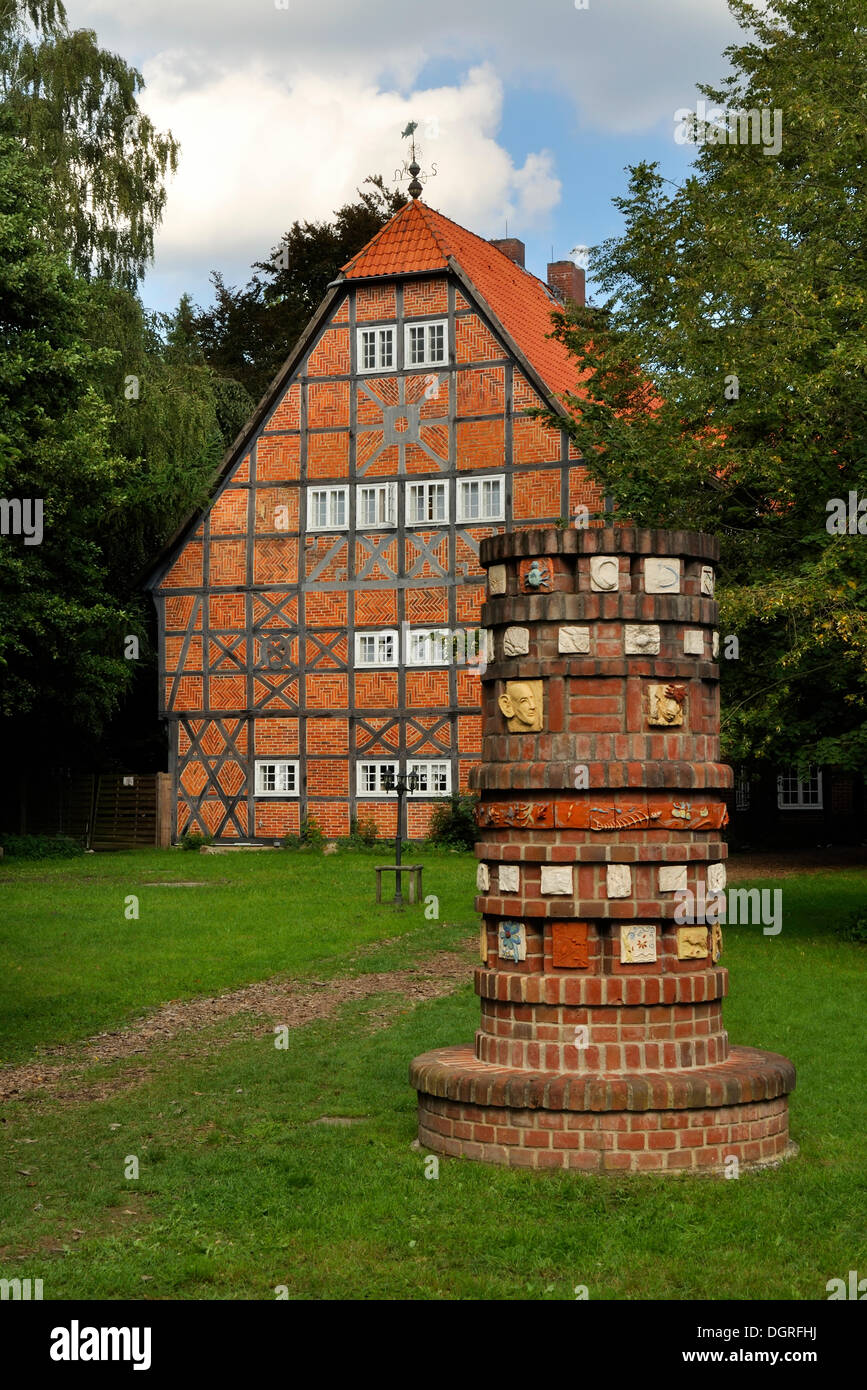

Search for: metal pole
xmin=393 ymin=785 xmax=403 ymax=904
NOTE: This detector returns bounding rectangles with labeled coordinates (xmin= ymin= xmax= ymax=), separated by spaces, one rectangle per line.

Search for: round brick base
xmin=410 ymin=1044 xmax=796 ymax=1174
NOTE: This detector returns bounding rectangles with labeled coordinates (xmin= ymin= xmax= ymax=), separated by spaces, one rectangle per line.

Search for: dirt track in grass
xmin=0 ymin=944 xmax=475 ymax=1107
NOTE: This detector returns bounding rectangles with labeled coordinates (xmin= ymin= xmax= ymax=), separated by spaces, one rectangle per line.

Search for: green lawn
xmin=0 ymin=850 xmax=865 ymax=1300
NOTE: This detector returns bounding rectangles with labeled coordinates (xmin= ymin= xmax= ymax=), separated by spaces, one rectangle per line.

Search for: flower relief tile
xmin=620 ymin=924 xmax=656 ymax=964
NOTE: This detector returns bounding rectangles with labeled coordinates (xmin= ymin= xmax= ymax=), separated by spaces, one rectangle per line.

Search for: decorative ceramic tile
xmin=647 ymin=683 xmax=686 ymax=726
xmin=498 ymin=920 xmax=526 ymax=962
xmin=520 ymin=558 xmax=552 ymax=592
xmin=658 ymin=865 xmax=688 ymax=893
xmin=712 ymin=631 xmax=720 ymax=660
xmin=620 ymin=924 xmax=656 ymax=964
xmin=498 ymin=864 xmax=520 ymax=895
xmin=476 ymin=799 xmax=729 ymax=832
xmin=488 ymin=564 xmax=507 ymax=596
xmin=498 ymin=679 xmax=543 ymax=732
xmin=700 ymin=565 xmax=715 ymax=597
xmin=683 ymin=629 xmax=705 ymax=656
xmin=707 ymin=862 xmax=726 ymax=893
xmin=711 ymin=922 xmax=723 ymax=963
xmin=625 ymin=624 xmax=660 ymax=655
xmin=590 ymin=555 xmax=619 ymax=592
xmin=558 ymin=625 xmax=590 ymax=654
xmin=503 ymin=626 xmax=530 ymax=657
xmin=677 ymin=926 xmax=709 ymax=960
xmin=551 ymin=922 xmax=589 ymax=969
xmin=644 ymin=557 xmax=681 ymax=593
xmin=606 ymin=864 xmax=632 ymax=898
xmin=476 ymin=861 xmax=490 ymax=892
xmin=479 ymin=923 xmax=488 ymax=963
xmin=540 ymin=865 xmax=573 ymax=895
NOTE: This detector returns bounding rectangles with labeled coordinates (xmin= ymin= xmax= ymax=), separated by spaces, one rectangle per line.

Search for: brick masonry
xmin=409 ymin=527 xmax=796 ymax=1174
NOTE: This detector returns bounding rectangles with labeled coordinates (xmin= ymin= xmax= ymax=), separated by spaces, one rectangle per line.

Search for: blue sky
xmin=63 ymin=0 xmax=743 ymax=315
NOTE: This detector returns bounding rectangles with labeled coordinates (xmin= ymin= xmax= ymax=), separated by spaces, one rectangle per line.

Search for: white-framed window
xmin=357 ymin=326 xmax=395 ymax=373
xmin=354 ymin=630 xmax=398 ymax=667
xmin=357 ymin=482 xmax=397 ymax=530
xmin=307 ymin=486 xmax=348 ymax=531
xmin=255 ymin=760 xmax=299 ymax=796
xmin=408 ymin=760 xmax=451 ymax=795
xmin=777 ymin=765 xmax=823 ymax=810
xmin=356 ymin=761 xmax=398 ymax=796
xmin=406 ymin=480 xmax=448 ymax=526
xmin=457 ymin=474 xmax=505 ymax=522
xmin=404 ymin=319 xmax=447 ymax=367
xmin=405 ymin=627 xmax=452 ymax=666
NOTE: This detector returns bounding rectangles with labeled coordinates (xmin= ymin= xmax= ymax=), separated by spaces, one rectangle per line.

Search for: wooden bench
xmin=375 ymin=863 xmax=423 ymax=904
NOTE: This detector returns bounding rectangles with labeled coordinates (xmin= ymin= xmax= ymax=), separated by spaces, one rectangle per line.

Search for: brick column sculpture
xmin=410 ymin=527 xmax=796 ymax=1173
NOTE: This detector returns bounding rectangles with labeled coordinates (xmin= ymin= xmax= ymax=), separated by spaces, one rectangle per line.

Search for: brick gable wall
xmin=153 ymin=272 xmax=601 ymax=841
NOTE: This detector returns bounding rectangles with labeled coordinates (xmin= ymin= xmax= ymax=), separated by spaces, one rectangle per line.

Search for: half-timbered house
xmin=146 ymin=196 xmax=600 ymax=842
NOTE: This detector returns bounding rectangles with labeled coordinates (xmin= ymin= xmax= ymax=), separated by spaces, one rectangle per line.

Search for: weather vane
xmin=395 ymin=120 xmax=437 ymax=199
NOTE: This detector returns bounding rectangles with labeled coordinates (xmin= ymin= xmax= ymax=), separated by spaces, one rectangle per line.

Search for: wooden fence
xmin=2 ymin=772 xmax=172 ymax=850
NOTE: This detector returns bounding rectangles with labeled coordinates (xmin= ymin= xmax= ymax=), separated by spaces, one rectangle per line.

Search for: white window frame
xmin=405 ymin=627 xmax=452 ymax=667
xmin=356 ymin=482 xmax=397 ymax=530
xmin=408 ymin=760 xmax=452 ymax=796
xmin=404 ymin=319 xmax=447 ymax=368
xmin=406 ymin=480 xmax=449 ymax=527
xmin=356 ymin=761 xmax=398 ymax=797
xmin=776 ymin=765 xmax=823 ymax=810
xmin=354 ymin=630 xmax=398 ymax=668
xmin=356 ymin=326 xmax=395 ymax=373
xmin=254 ymin=760 xmax=299 ymax=797
xmin=457 ymin=473 xmax=505 ymax=523
xmin=307 ymin=486 xmax=349 ymax=532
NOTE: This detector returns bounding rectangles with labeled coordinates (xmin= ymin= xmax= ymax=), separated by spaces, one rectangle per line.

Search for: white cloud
xmin=139 ymin=62 xmax=560 ymax=281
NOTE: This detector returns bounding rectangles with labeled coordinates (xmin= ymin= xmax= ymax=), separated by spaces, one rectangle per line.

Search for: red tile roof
xmin=340 ymin=199 xmax=583 ymax=400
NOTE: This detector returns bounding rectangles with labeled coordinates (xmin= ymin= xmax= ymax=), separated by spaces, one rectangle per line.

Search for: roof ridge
xmin=340 ymin=198 xmax=444 ymax=275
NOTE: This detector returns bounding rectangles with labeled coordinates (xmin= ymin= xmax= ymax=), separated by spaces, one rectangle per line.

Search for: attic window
xmin=405 ymin=320 xmax=447 ymax=367
xmin=357 ymin=327 xmax=394 ymax=372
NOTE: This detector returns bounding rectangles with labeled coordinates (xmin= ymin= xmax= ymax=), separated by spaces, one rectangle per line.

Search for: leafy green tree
xmin=0 ymin=119 xmax=135 ymax=735
xmin=543 ymin=0 xmax=867 ymax=771
xmin=0 ymin=0 xmax=179 ymax=287
xmin=195 ymin=175 xmax=406 ymax=399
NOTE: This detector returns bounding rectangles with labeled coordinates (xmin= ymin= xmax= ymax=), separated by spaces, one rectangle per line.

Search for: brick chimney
xmin=489 ymin=237 xmax=525 ymax=268
xmin=547 ymin=260 xmax=585 ymax=306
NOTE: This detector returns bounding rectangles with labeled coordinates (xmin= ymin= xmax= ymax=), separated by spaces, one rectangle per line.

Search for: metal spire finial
xmin=395 ymin=121 xmax=437 ymax=200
